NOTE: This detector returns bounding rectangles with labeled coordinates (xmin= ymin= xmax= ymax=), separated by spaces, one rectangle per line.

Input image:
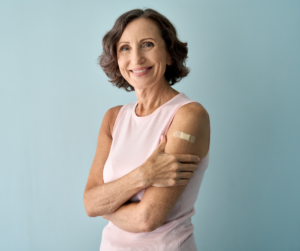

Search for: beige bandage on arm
xmin=173 ymin=131 xmax=196 ymax=143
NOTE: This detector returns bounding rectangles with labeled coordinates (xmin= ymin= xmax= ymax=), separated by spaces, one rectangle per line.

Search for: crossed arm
xmin=101 ymin=102 xmax=210 ymax=233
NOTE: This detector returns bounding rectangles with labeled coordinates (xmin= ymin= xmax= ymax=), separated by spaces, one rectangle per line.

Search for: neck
xmin=134 ymin=81 xmax=180 ymax=117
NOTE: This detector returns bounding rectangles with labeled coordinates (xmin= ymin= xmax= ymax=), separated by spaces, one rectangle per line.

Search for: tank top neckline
xmin=132 ymin=92 xmax=184 ymax=120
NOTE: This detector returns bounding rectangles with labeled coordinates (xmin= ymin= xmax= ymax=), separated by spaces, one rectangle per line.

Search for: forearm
xmin=84 ymin=166 xmax=148 ymax=217
xmin=102 ymin=202 xmax=149 ymax=233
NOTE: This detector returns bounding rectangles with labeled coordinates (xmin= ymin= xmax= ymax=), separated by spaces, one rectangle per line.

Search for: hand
xmin=140 ymin=135 xmax=200 ymax=188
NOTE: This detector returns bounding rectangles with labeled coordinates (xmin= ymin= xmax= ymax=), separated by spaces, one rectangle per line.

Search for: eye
xmin=143 ymin=42 xmax=154 ymax=48
xmin=120 ymin=46 xmax=129 ymax=51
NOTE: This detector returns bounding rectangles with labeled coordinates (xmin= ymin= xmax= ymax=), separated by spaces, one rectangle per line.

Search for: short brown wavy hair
xmin=98 ymin=8 xmax=190 ymax=92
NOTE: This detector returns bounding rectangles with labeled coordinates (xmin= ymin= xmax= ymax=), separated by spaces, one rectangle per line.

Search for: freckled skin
xmin=116 ymin=18 xmax=172 ymax=90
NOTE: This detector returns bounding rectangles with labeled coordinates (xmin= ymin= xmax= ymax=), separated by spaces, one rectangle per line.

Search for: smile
xmin=130 ymin=67 xmax=153 ymax=76
xmin=132 ymin=68 xmax=149 ymax=73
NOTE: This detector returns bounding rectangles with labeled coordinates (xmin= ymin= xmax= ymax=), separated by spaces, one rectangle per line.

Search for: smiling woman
xmin=83 ymin=8 xmax=210 ymax=251
xmin=116 ymin=18 xmax=172 ymax=90
xmin=99 ymin=8 xmax=190 ymax=92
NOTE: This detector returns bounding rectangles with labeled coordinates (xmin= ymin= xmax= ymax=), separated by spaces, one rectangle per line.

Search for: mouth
xmin=130 ymin=66 xmax=153 ymax=73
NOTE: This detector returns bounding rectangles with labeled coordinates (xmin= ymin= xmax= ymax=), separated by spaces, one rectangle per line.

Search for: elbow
xmin=141 ymin=222 xmax=159 ymax=233
xmin=139 ymin=224 xmax=152 ymax=233
xmin=140 ymin=219 xmax=161 ymax=233
xmin=84 ymin=203 xmax=97 ymax=217
xmin=86 ymin=212 xmax=96 ymax=218
xmin=85 ymin=206 xmax=105 ymax=218
xmin=85 ymin=208 xmax=97 ymax=217
xmin=138 ymin=208 xmax=163 ymax=232
xmin=83 ymin=196 xmax=109 ymax=218
xmin=83 ymin=194 xmax=98 ymax=217
xmin=142 ymin=225 xmax=155 ymax=233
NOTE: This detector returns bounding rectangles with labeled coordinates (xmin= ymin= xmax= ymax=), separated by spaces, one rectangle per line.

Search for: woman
xmin=83 ymin=8 xmax=210 ymax=251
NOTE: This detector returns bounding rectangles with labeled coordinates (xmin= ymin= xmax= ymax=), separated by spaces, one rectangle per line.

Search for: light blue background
xmin=1 ymin=1 xmax=299 ymax=250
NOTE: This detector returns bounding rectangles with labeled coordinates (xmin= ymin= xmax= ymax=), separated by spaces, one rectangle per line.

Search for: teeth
xmin=132 ymin=68 xmax=149 ymax=73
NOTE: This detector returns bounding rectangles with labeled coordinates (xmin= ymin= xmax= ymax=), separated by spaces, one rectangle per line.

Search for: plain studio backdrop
xmin=0 ymin=1 xmax=299 ymax=251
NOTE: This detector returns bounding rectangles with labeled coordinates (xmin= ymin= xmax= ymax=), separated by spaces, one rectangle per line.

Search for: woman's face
xmin=116 ymin=18 xmax=172 ymax=89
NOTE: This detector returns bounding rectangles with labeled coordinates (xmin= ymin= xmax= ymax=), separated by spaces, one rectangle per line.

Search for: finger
xmin=178 ymin=171 xmax=194 ymax=179
xmin=157 ymin=135 xmax=167 ymax=151
xmin=177 ymin=163 xmax=198 ymax=172
xmin=175 ymin=154 xmax=200 ymax=164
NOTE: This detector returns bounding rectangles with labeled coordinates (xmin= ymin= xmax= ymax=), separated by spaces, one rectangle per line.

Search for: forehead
xmin=118 ymin=18 xmax=162 ymax=42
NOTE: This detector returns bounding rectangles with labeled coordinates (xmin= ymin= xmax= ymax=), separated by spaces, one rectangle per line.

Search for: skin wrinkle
xmin=109 ymin=190 xmax=112 ymax=212
xmin=102 ymin=185 xmax=113 ymax=213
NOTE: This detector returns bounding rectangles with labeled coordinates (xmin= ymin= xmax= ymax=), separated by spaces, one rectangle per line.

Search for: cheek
xmin=117 ymin=58 xmax=130 ymax=80
xmin=153 ymin=49 xmax=168 ymax=66
xmin=117 ymin=58 xmax=126 ymax=72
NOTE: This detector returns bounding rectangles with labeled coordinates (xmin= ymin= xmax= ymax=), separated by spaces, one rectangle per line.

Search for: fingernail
xmin=197 ymin=157 xmax=200 ymax=161
xmin=160 ymin=135 xmax=163 ymax=141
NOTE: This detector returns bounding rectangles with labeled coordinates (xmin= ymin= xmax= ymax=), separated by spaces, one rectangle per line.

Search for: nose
xmin=131 ymin=46 xmax=145 ymax=65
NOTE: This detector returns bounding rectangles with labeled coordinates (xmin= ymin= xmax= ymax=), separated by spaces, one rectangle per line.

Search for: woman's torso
xmin=100 ymin=92 xmax=210 ymax=251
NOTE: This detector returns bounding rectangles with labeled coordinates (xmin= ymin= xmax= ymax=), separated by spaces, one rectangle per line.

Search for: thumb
xmin=158 ymin=135 xmax=166 ymax=150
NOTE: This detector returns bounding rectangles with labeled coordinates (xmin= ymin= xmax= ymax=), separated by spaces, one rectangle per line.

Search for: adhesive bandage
xmin=173 ymin=131 xmax=196 ymax=143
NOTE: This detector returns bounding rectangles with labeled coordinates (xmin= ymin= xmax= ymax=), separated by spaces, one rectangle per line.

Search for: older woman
xmin=83 ymin=8 xmax=210 ymax=251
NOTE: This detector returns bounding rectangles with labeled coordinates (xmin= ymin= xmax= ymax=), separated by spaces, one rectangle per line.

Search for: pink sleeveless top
xmin=100 ymin=92 xmax=210 ymax=251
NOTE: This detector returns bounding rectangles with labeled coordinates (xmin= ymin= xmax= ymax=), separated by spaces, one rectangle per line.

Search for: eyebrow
xmin=118 ymin=37 xmax=156 ymax=46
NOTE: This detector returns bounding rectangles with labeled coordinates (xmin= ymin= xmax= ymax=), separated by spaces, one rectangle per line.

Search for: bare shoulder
xmin=165 ymin=101 xmax=210 ymax=159
xmin=104 ymin=105 xmax=124 ymax=136
xmin=176 ymin=102 xmax=210 ymax=126
xmin=107 ymin=105 xmax=123 ymax=116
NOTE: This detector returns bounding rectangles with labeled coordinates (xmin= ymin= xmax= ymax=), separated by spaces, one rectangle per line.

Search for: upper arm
xmin=140 ymin=102 xmax=210 ymax=231
xmin=83 ymin=105 xmax=123 ymax=196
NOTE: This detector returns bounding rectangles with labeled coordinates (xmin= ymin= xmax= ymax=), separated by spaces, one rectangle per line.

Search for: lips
xmin=130 ymin=66 xmax=153 ymax=73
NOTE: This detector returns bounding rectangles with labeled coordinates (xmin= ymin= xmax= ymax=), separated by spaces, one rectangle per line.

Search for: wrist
xmin=136 ymin=164 xmax=152 ymax=189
